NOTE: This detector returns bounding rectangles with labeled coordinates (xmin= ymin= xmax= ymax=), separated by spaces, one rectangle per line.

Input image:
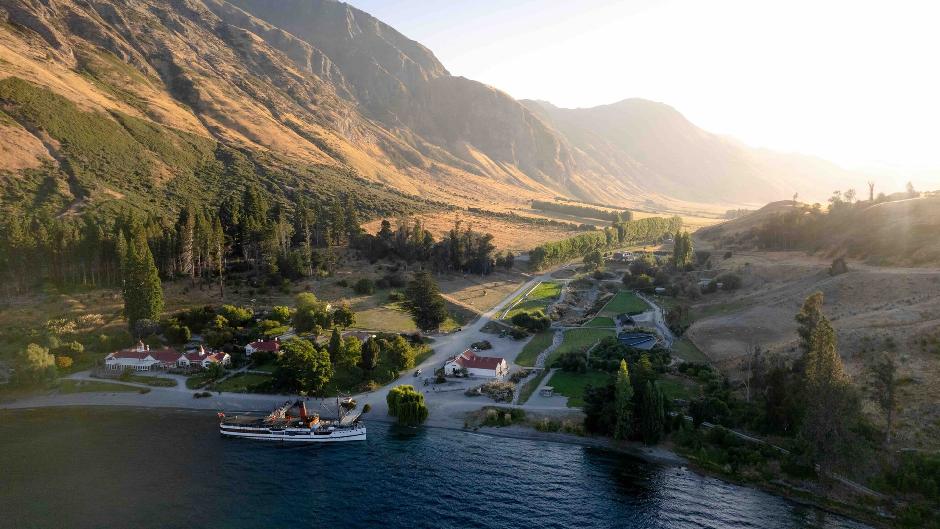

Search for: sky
xmin=348 ymin=0 xmax=940 ymax=187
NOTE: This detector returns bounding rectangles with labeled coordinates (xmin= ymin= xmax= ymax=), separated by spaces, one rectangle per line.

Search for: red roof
xmin=109 ymin=346 xmax=179 ymax=363
xmin=453 ymin=350 xmax=505 ymax=370
xmin=248 ymin=340 xmax=280 ymax=352
xmin=183 ymin=350 xmax=227 ymax=364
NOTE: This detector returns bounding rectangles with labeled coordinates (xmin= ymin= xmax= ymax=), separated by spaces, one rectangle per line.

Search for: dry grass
xmin=684 ymin=249 xmax=940 ymax=448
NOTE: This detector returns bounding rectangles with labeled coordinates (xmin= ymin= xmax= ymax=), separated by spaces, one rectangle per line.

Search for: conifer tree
xmin=403 ymin=271 xmax=449 ymax=331
xmin=360 ymin=337 xmax=380 ymax=373
xmin=639 ymin=381 xmax=665 ymax=445
xmin=123 ymin=234 xmax=164 ymax=330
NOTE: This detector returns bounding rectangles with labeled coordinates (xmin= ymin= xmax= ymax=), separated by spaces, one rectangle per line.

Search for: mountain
xmin=0 ymin=0 xmax=861 ymax=219
xmin=521 ymin=99 xmax=859 ymax=205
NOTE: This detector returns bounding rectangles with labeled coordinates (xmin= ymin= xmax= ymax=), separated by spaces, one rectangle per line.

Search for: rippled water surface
xmin=0 ymin=408 xmax=871 ymax=529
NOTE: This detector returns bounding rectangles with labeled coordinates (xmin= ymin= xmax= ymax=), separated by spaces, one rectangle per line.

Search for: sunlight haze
xmin=351 ymin=0 xmax=940 ymax=185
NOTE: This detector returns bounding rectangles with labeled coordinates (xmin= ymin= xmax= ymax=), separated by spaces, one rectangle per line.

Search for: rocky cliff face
xmin=0 ymin=0 xmax=858 ymax=214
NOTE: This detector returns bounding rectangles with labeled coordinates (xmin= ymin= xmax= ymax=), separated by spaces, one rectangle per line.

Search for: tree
xmin=327 ymin=328 xmax=344 ymax=364
xmin=403 ymin=271 xmax=448 ymax=331
xmin=273 ymin=338 xmax=333 ymax=394
xmin=867 ymin=181 xmax=875 ymax=202
xmin=868 ymin=352 xmax=900 ymax=444
xmin=796 ymin=292 xmax=825 ymax=355
xmin=270 ymin=306 xmax=292 ymax=324
xmin=638 ymin=381 xmax=665 ymax=445
xmin=360 ymin=337 xmax=380 ymax=373
xmin=583 ymin=248 xmax=604 ymax=271
xmin=613 ymin=360 xmax=633 ymax=440
xmin=384 ymin=335 xmax=417 ymax=371
xmin=386 ymin=385 xmax=429 ymax=425
xmin=672 ymin=231 xmax=694 ymax=269
xmin=54 ymin=355 xmax=73 ymax=370
xmin=14 ymin=343 xmax=56 ymax=386
xmin=123 ymin=234 xmax=164 ymax=331
xmin=292 ymin=292 xmax=329 ymax=334
xmin=332 ymin=303 xmax=355 ymax=329
xmin=341 ymin=336 xmax=362 ymax=366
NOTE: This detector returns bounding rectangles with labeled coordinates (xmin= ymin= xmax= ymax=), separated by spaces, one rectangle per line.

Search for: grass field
xmin=503 ymin=281 xmax=562 ymax=320
xmin=547 ymin=370 xmax=611 ymax=408
xmin=584 ymin=316 xmax=615 ymax=328
xmin=671 ymin=338 xmax=710 ymax=363
xmin=516 ymin=331 xmax=554 ymax=367
xmin=211 ymin=373 xmax=271 ymax=393
xmin=57 ymin=379 xmax=143 ymax=394
xmin=546 ymin=328 xmax=616 ymax=367
xmin=121 ymin=375 xmax=177 ymax=387
xmin=657 ymin=375 xmax=701 ymax=401
xmin=599 ymin=291 xmax=649 ymax=317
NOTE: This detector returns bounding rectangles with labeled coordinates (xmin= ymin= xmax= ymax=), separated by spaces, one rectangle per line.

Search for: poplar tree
xmin=639 ymin=381 xmax=665 ymax=445
xmin=327 ymin=327 xmax=344 ymax=364
xmin=613 ymin=359 xmax=634 ymax=440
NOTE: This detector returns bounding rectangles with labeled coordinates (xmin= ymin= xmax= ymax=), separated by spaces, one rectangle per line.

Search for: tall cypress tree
xmin=327 ymin=327 xmax=344 ymax=364
xmin=613 ymin=359 xmax=633 ymax=440
xmin=639 ymin=381 xmax=665 ymax=445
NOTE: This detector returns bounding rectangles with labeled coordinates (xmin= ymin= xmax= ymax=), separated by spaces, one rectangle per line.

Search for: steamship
xmin=218 ymin=399 xmax=366 ymax=442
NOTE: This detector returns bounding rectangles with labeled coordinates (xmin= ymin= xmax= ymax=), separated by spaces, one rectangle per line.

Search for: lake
xmin=0 ymin=408 xmax=871 ymax=529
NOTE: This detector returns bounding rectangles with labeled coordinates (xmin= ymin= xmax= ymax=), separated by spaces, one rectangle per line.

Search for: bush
xmin=718 ymin=273 xmax=742 ymax=291
xmin=511 ymin=310 xmax=551 ymax=332
xmin=480 ymin=407 xmax=526 ymax=427
xmin=337 ymin=279 xmax=349 ymax=287
xmin=353 ymin=278 xmax=376 ymax=295
xmin=829 ymin=257 xmax=849 ymax=276
xmin=556 ymin=351 xmax=587 ymax=373
xmin=164 ymin=323 xmax=191 ymax=344
xmin=193 ymin=391 xmax=213 ymax=399
xmin=54 ymin=356 xmax=73 ymax=370
xmin=387 ymin=291 xmax=405 ymax=302
xmin=479 ymin=380 xmax=515 ymax=402
xmin=471 ymin=340 xmax=492 ymax=350
xmin=508 ymin=369 xmax=531 ymax=383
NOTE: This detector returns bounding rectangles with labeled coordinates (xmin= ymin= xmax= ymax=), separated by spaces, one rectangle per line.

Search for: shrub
xmin=511 ymin=310 xmax=551 ymax=332
xmin=508 ymin=369 xmax=531 ymax=383
xmin=479 ymin=380 xmax=515 ymax=402
xmin=718 ymin=273 xmax=742 ymax=291
xmin=353 ymin=278 xmax=376 ymax=295
xmin=388 ymin=291 xmax=405 ymax=302
xmin=471 ymin=340 xmax=492 ymax=350
xmin=54 ymin=356 xmax=73 ymax=370
xmin=829 ymin=257 xmax=849 ymax=276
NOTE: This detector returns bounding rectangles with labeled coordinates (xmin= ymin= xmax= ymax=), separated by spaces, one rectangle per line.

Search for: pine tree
xmin=123 ymin=234 xmax=164 ymax=330
xmin=796 ymin=292 xmax=825 ymax=355
xmin=403 ymin=271 xmax=449 ymax=331
xmin=613 ymin=359 xmax=633 ymax=440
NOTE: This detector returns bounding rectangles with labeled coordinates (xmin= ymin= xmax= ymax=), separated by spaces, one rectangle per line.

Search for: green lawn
xmin=657 ymin=375 xmax=701 ymax=401
xmin=516 ymin=331 xmax=554 ymax=367
xmin=599 ymin=291 xmax=649 ymax=317
xmin=546 ymin=328 xmax=616 ymax=367
xmin=517 ymin=368 xmax=549 ymax=404
xmin=584 ymin=316 xmax=615 ymax=328
xmin=251 ymin=362 xmax=277 ymax=374
xmin=186 ymin=372 xmax=217 ymax=389
xmin=671 ymin=338 xmax=710 ymax=363
xmin=547 ymin=370 xmax=611 ymax=408
xmin=503 ymin=281 xmax=562 ymax=320
xmin=122 ymin=375 xmax=177 ymax=387
xmin=211 ymin=373 xmax=271 ymax=393
xmin=57 ymin=379 xmax=143 ymax=394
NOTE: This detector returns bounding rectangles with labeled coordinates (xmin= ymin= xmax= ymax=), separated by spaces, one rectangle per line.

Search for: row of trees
xmin=530 ymin=200 xmax=633 ymax=222
xmin=0 ymin=187 xmax=368 ymax=295
xmin=357 ymin=219 xmax=509 ymax=276
xmin=529 ymin=216 xmax=683 ymax=270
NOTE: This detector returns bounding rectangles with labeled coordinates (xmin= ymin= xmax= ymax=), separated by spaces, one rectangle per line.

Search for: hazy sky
xmin=349 ymin=0 xmax=940 ymax=179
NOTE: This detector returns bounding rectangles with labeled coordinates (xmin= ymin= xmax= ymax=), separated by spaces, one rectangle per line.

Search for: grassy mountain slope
xmin=0 ymin=0 xmax=866 ymax=219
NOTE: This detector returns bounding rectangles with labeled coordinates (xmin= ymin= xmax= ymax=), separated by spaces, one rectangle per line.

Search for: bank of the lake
xmin=0 ymin=407 xmax=873 ymax=529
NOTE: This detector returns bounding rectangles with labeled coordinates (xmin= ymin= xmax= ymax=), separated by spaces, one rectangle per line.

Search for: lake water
xmin=0 ymin=408 xmax=871 ymax=529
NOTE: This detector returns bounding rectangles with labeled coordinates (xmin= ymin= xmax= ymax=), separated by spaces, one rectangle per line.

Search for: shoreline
xmin=0 ymin=398 xmax=887 ymax=528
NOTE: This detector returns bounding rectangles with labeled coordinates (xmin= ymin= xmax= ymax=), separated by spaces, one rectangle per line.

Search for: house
xmin=178 ymin=346 xmax=230 ymax=369
xmin=444 ymin=350 xmax=509 ymax=378
xmin=104 ymin=341 xmax=180 ymax=371
xmin=245 ymin=338 xmax=280 ymax=357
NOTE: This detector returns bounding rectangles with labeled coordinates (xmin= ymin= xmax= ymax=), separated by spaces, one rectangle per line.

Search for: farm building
xmin=444 ymin=350 xmax=509 ymax=378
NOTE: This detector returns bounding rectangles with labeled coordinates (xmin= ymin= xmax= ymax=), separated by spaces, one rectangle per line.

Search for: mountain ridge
xmin=0 ymin=0 xmax=862 ymax=216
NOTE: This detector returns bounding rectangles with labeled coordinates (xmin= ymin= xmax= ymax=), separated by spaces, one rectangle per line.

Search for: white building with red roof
xmin=245 ymin=338 xmax=280 ymax=357
xmin=444 ymin=349 xmax=509 ymax=378
xmin=178 ymin=346 xmax=231 ymax=369
xmin=104 ymin=341 xmax=180 ymax=372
